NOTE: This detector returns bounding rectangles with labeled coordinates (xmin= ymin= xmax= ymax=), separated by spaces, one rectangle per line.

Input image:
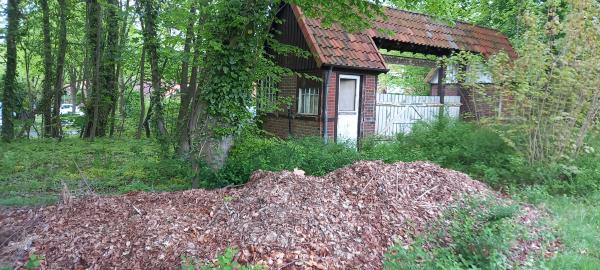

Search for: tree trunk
xmin=116 ymin=0 xmax=131 ymax=137
xmin=52 ymin=0 xmax=68 ymax=139
xmin=136 ymin=50 xmax=147 ymax=139
xmin=86 ymin=0 xmax=103 ymax=139
xmin=1 ymin=0 xmax=19 ymax=142
xmin=175 ymin=6 xmax=197 ymax=156
xmin=574 ymin=91 xmax=600 ymax=155
xmin=69 ymin=67 xmax=78 ymax=113
xmin=140 ymin=0 xmax=167 ymax=142
xmin=39 ymin=0 xmax=54 ymax=138
xmin=143 ymin=100 xmax=153 ymax=138
xmin=106 ymin=0 xmax=120 ymax=138
xmin=178 ymin=46 xmax=201 ymax=155
xmin=18 ymin=40 xmax=34 ymax=139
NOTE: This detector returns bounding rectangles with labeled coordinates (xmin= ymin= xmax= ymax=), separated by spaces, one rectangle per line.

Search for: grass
xmin=0 ymin=138 xmax=193 ymax=206
xmin=384 ymin=197 xmax=525 ymax=269
xmin=541 ymin=192 xmax=600 ymax=269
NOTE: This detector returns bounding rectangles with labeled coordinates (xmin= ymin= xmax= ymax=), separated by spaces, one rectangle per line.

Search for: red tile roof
xmin=291 ymin=5 xmax=517 ymax=72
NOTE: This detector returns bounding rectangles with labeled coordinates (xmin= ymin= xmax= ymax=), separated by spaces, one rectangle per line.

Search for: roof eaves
xmin=367 ymin=35 xmax=388 ymax=71
xmin=325 ymin=63 xmax=389 ymax=73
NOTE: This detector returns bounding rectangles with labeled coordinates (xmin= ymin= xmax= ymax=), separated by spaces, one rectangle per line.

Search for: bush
xmin=363 ymin=118 xmax=526 ymax=188
xmin=213 ymin=119 xmax=600 ymax=195
xmin=516 ymin=136 xmax=600 ymax=196
xmin=213 ymin=132 xmax=360 ymax=187
xmin=384 ymin=198 xmax=521 ymax=269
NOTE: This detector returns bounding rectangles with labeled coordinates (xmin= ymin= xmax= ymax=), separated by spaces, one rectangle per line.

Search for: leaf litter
xmin=0 ymin=161 xmax=554 ymax=269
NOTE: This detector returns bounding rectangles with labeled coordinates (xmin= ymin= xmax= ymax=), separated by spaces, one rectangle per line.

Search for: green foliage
xmin=384 ymin=198 xmax=522 ymax=270
xmin=25 ymin=254 xmax=44 ymax=270
xmin=448 ymin=0 xmax=600 ymax=164
xmin=363 ymin=118 xmax=525 ymax=188
xmin=0 ymin=138 xmax=192 ymax=205
xmin=363 ymin=119 xmax=600 ymax=196
xmin=520 ymin=136 xmax=600 ymax=196
xmin=390 ymin=0 xmax=549 ymax=41
xmin=181 ymin=248 xmax=265 ymax=270
xmin=541 ymin=192 xmax=600 ymax=269
xmin=207 ymin=119 xmax=600 ymax=196
xmin=377 ymin=61 xmax=432 ymax=95
xmin=211 ymin=130 xmax=360 ymax=187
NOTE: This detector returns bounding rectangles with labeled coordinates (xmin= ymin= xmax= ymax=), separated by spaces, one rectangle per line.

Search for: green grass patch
xmin=384 ymin=197 xmax=531 ymax=269
xmin=538 ymin=192 xmax=600 ymax=269
xmin=0 ymin=194 xmax=58 ymax=207
xmin=0 ymin=138 xmax=193 ymax=205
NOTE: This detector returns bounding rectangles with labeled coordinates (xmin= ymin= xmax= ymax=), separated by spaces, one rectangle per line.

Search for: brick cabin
xmin=261 ymin=4 xmax=516 ymax=142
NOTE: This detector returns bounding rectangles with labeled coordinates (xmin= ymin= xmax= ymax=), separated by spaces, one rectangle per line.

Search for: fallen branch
xmin=132 ymin=204 xmax=143 ymax=215
xmin=417 ymin=185 xmax=439 ymax=200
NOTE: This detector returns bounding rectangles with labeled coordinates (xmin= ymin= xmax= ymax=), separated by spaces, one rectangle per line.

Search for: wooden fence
xmin=375 ymin=94 xmax=461 ymax=137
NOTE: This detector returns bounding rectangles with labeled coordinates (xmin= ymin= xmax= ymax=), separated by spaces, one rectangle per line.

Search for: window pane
xmin=298 ymin=88 xmax=320 ymax=115
xmin=339 ymin=79 xmax=357 ymax=111
xmin=310 ymin=89 xmax=318 ymax=114
xmin=299 ymin=90 xmax=303 ymax=113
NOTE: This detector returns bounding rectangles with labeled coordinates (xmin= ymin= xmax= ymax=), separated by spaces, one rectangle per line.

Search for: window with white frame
xmin=297 ymin=87 xmax=319 ymax=115
xmin=257 ymin=77 xmax=277 ymax=110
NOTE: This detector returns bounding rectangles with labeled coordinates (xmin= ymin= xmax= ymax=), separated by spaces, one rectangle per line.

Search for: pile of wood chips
xmin=0 ymin=161 xmax=547 ymax=269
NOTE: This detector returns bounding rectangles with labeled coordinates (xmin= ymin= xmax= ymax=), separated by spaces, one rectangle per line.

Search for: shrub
xmin=214 ymin=132 xmax=359 ymax=187
xmin=521 ymin=136 xmax=600 ymax=196
xmin=363 ymin=118 xmax=526 ymax=188
xmin=384 ymin=198 xmax=521 ymax=270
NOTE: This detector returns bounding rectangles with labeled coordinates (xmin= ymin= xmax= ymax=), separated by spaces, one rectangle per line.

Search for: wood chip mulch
xmin=0 ymin=161 xmax=550 ymax=269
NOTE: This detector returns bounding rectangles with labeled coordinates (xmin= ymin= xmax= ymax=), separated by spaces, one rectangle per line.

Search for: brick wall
xmin=324 ymin=71 xmax=337 ymax=140
xmin=262 ymin=73 xmax=323 ymax=138
xmin=360 ymin=74 xmax=377 ymax=137
xmin=262 ymin=115 xmax=321 ymax=138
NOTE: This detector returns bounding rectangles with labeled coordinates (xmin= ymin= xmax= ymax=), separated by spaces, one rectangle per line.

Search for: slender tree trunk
xmin=39 ymin=0 xmax=54 ymax=137
xmin=82 ymin=50 xmax=90 ymax=104
xmin=140 ymin=0 xmax=167 ymax=143
xmin=52 ymin=0 xmax=68 ymax=139
xmin=179 ymin=46 xmax=201 ymax=155
xmin=136 ymin=50 xmax=147 ymax=139
xmin=574 ymin=91 xmax=600 ymax=154
xmin=116 ymin=0 xmax=131 ymax=137
xmin=1 ymin=0 xmax=19 ymax=142
xmin=18 ymin=41 xmax=34 ymax=138
xmin=143 ymin=101 xmax=153 ymax=138
xmin=175 ymin=6 xmax=197 ymax=156
xmin=69 ymin=67 xmax=78 ymax=112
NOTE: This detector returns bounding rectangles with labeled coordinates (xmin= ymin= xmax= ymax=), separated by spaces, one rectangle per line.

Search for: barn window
xmin=298 ymin=88 xmax=319 ymax=115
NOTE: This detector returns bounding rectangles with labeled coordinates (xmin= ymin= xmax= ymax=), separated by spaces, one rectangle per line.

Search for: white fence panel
xmin=376 ymin=94 xmax=461 ymax=137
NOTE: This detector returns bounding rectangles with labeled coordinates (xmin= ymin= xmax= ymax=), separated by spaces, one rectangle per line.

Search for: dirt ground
xmin=0 ymin=161 xmax=550 ymax=269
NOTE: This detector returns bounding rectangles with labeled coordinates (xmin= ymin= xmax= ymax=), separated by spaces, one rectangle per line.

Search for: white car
xmin=60 ymin=104 xmax=84 ymax=116
xmin=0 ymin=102 xmax=17 ymax=126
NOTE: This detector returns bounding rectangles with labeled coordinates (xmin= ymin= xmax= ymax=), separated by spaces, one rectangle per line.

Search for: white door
xmin=337 ymin=75 xmax=360 ymax=144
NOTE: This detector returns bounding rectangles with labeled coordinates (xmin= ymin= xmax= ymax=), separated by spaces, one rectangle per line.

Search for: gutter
xmin=323 ymin=66 xmax=333 ymax=143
